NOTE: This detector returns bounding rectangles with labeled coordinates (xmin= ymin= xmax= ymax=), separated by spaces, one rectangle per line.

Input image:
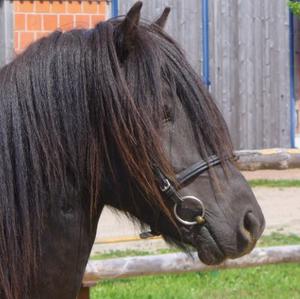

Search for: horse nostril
xmin=235 ymin=211 xmax=260 ymax=256
xmin=243 ymin=211 xmax=261 ymax=240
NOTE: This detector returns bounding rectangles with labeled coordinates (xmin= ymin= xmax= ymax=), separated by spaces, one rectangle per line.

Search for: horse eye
xmin=163 ymin=105 xmax=173 ymax=123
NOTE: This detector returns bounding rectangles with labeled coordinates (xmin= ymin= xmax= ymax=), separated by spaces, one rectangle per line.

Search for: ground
xmin=242 ymin=169 xmax=300 ymax=180
xmin=243 ymin=169 xmax=300 ymax=234
xmin=253 ymin=187 xmax=300 ymax=235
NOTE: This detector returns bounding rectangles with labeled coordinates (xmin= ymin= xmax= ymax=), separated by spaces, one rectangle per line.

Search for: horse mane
xmin=0 ymin=19 xmax=233 ymax=298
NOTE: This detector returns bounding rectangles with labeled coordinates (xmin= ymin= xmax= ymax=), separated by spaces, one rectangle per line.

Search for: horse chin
xmin=194 ymin=226 xmax=226 ymax=265
xmin=181 ymin=225 xmax=226 ymax=265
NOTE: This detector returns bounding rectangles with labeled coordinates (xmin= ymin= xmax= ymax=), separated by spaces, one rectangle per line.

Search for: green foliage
xmin=249 ymin=179 xmax=300 ymax=188
xmin=288 ymin=1 xmax=300 ymax=16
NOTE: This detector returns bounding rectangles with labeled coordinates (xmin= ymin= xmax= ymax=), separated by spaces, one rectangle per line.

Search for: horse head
xmin=104 ymin=1 xmax=265 ymax=265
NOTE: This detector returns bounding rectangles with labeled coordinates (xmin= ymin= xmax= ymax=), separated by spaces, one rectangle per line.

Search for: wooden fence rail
xmin=82 ymin=245 xmax=300 ymax=288
xmin=236 ymin=148 xmax=300 ymax=171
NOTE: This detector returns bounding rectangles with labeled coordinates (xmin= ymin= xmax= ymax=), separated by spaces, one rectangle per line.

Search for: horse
xmin=0 ymin=2 xmax=265 ymax=298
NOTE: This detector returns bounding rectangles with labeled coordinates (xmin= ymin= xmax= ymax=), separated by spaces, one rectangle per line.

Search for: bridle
xmin=140 ymin=154 xmax=226 ymax=239
xmin=157 ymin=154 xmax=222 ymax=225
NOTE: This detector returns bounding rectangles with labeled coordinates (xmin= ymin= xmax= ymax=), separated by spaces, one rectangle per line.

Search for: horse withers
xmin=0 ymin=2 xmax=264 ymax=298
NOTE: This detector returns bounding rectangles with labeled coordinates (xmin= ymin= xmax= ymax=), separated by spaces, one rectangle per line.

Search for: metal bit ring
xmin=173 ymin=196 xmax=205 ymax=226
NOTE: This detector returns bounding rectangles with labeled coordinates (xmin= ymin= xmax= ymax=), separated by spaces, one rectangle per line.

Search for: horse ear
xmin=115 ymin=1 xmax=143 ymax=62
xmin=153 ymin=7 xmax=171 ymax=29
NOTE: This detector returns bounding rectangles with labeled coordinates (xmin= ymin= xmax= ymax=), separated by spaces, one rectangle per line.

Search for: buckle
xmin=160 ymin=179 xmax=171 ymax=192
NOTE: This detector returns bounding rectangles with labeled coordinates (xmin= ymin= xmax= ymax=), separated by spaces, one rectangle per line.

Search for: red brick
xmin=43 ymin=15 xmax=58 ymax=31
xmin=82 ymin=1 xmax=98 ymax=14
xmin=66 ymin=2 xmax=82 ymax=13
xmin=99 ymin=1 xmax=106 ymax=14
xmin=27 ymin=15 xmax=42 ymax=31
xmin=35 ymin=1 xmax=50 ymax=13
xmin=51 ymin=1 xmax=66 ymax=13
xmin=91 ymin=15 xmax=105 ymax=27
xmin=15 ymin=14 xmax=26 ymax=31
xmin=14 ymin=32 xmax=20 ymax=50
xmin=20 ymin=32 xmax=35 ymax=49
xmin=15 ymin=1 xmax=34 ymax=13
xmin=59 ymin=15 xmax=74 ymax=31
xmin=75 ymin=15 xmax=90 ymax=28
xmin=36 ymin=32 xmax=51 ymax=40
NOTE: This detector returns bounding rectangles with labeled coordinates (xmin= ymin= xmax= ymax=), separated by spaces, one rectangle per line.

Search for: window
xmin=0 ymin=0 xmax=13 ymax=67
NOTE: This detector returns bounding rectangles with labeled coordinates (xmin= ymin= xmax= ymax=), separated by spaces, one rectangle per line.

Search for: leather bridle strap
xmin=155 ymin=155 xmax=222 ymax=207
xmin=154 ymin=167 xmax=183 ymax=205
xmin=176 ymin=155 xmax=222 ymax=186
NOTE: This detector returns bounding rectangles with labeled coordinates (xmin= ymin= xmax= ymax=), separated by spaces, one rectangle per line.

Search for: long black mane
xmin=0 ymin=19 xmax=232 ymax=298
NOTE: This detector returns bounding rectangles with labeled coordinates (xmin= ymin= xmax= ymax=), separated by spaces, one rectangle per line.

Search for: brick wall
xmin=14 ymin=1 xmax=109 ymax=52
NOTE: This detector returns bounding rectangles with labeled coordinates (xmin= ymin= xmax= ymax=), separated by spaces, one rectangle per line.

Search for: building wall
xmin=209 ymin=0 xmax=290 ymax=149
xmin=295 ymin=17 xmax=300 ymax=136
xmin=13 ymin=0 xmax=109 ymax=53
xmin=296 ymin=100 xmax=300 ymax=135
xmin=120 ymin=0 xmax=291 ymax=150
xmin=120 ymin=0 xmax=203 ymax=76
xmin=0 ymin=0 xmax=14 ymax=65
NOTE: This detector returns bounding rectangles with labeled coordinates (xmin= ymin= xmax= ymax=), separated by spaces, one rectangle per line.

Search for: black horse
xmin=0 ymin=2 xmax=265 ymax=298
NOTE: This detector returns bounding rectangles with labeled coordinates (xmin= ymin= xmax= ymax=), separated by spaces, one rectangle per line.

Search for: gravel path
xmin=242 ymin=169 xmax=300 ymax=180
xmin=253 ymin=187 xmax=300 ymax=235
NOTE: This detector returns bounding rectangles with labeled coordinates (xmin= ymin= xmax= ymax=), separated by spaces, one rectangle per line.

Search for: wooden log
xmin=235 ymin=148 xmax=300 ymax=171
xmin=82 ymin=245 xmax=300 ymax=287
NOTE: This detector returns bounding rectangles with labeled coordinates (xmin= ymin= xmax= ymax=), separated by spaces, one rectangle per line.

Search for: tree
xmin=289 ymin=1 xmax=300 ymax=16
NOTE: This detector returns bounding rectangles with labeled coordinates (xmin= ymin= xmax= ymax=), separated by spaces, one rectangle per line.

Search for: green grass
xmin=91 ymin=264 xmax=300 ymax=299
xmin=249 ymin=179 xmax=300 ymax=188
xmin=91 ymin=233 xmax=300 ymax=299
xmin=257 ymin=232 xmax=300 ymax=247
